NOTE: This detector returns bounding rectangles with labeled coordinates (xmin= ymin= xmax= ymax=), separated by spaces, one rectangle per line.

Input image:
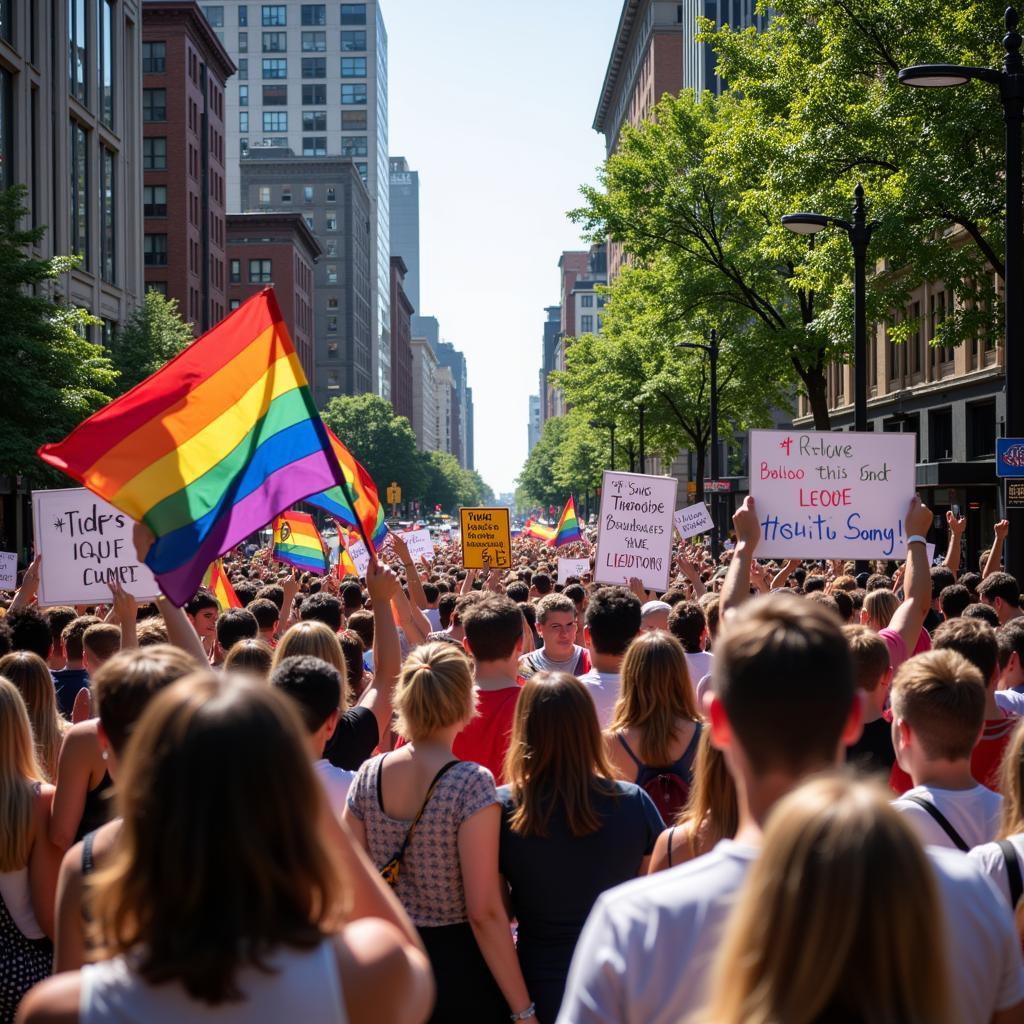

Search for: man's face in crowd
xmin=190 ymin=607 xmax=218 ymax=640
xmin=538 ymin=610 xmax=578 ymax=659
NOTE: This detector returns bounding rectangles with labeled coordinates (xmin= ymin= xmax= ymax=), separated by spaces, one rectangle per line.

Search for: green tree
xmin=107 ymin=289 xmax=194 ymax=393
xmin=421 ymin=450 xmax=467 ymax=514
xmin=322 ymin=392 xmax=426 ymax=498
xmin=517 ymin=415 xmax=570 ymax=511
xmin=0 ymin=186 xmax=117 ymax=480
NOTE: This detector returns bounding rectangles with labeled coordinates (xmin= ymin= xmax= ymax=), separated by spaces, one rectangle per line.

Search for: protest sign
xmin=346 ymin=538 xmax=370 ymax=576
xmin=403 ymin=528 xmax=435 ymax=562
xmin=674 ymin=502 xmax=715 ymax=539
xmin=595 ymin=470 xmax=678 ymax=592
xmin=0 ymin=551 xmax=16 ymax=590
xmin=749 ymin=429 xmax=917 ymax=559
xmin=32 ymin=488 xmax=160 ymax=604
xmin=557 ymin=557 xmax=590 ymax=584
xmin=459 ymin=507 xmax=512 ymax=569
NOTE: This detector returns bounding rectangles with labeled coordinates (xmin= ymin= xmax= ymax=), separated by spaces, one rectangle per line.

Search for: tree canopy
xmin=106 ymin=289 xmax=194 ymax=393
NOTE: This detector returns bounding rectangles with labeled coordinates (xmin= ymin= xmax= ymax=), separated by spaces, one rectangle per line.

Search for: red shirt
xmin=452 ymin=682 xmax=523 ymax=785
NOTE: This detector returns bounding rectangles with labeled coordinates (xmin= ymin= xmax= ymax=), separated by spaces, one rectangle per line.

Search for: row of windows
xmin=236 ymin=30 xmax=366 ymax=52
xmin=238 ymin=86 xmax=368 ymax=128
xmin=68 ymin=119 xmax=117 ymax=283
xmin=69 ymin=0 xmax=115 ymax=128
xmin=257 ymin=56 xmax=366 ymax=78
xmin=202 ymin=4 xmax=366 ymax=27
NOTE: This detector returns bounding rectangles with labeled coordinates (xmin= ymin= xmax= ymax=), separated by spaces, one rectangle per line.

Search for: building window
xmin=303 ymin=214 xmax=313 ymax=229
xmin=143 ymin=184 xmax=167 ymax=217
xmin=341 ymin=57 xmax=366 ymax=77
xmin=238 ymin=5 xmax=248 ymax=25
xmin=325 ymin=214 xmax=337 ymax=230
xmin=240 ymin=138 xmax=249 ymax=155
xmin=301 ymin=4 xmax=326 ymax=25
xmin=261 ymin=5 xmax=286 ymax=26
xmin=229 ymin=259 xmax=241 ymax=283
xmin=325 ymin=241 xmax=337 ymax=255
xmin=69 ymin=0 xmax=87 ymax=103
xmin=101 ymin=147 xmax=114 ymax=282
xmin=302 ymin=57 xmax=325 ymax=78
xmin=201 ymin=5 xmax=224 ymax=27
xmin=98 ymin=0 xmax=114 ymax=126
xmin=355 ymin=161 xmax=366 ymax=182
xmin=929 ymin=407 xmax=953 ymax=462
xmin=249 ymin=258 xmax=272 ymax=282
xmin=326 ymin=263 xmax=337 ymax=283
xmin=263 ymin=111 xmax=287 ymax=132
xmin=302 ymin=30 xmax=326 ymax=51
xmin=302 ymin=136 xmax=327 ymax=156
xmin=143 ymin=88 xmax=167 ymax=121
xmin=70 ymin=121 xmax=88 ymax=264
xmin=341 ymin=135 xmax=367 ymax=156
xmin=239 ymin=84 xmax=248 ymax=106
xmin=238 ymin=31 xmax=248 ymax=51
xmin=327 ymin=316 xmax=337 ymax=332
xmin=262 ymin=83 xmax=287 ymax=104
xmin=262 ymin=30 xmax=286 ymax=51
xmin=238 ymin=58 xmax=248 ymax=79
xmin=262 ymin=58 xmax=287 ymax=78
xmin=148 ymin=281 xmax=168 ymax=295
xmin=281 ymin=184 xmax=292 ymax=202
xmin=303 ymin=185 xmax=314 ymax=202
xmin=239 ymin=110 xmax=249 ymax=132
xmin=327 ymin=296 xmax=338 ymax=309
xmin=326 ymin=186 xmax=336 ymax=201
xmin=341 ymin=110 xmax=366 ymax=129
xmin=229 ymin=298 xmax=241 ymax=310
xmin=258 ymin=185 xmax=271 ymax=206
xmin=0 ymin=68 xmax=11 ymax=191
xmin=581 ymin=314 xmax=594 ymax=333
xmin=581 ymin=293 xmax=594 ymax=308
xmin=144 ymin=234 xmax=168 ymax=266
xmin=340 ymin=4 xmax=366 ymax=25
xmin=0 ymin=0 xmax=10 ymax=42
xmin=341 ymin=83 xmax=366 ymax=104
xmin=341 ymin=30 xmax=366 ymax=50
xmin=967 ymin=400 xmax=996 ymax=460
xmin=302 ymin=110 xmax=326 ymax=131
xmin=142 ymin=41 xmax=166 ymax=74
xmin=302 ymin=83 xmax=326 ymax=104
xmin=143 ymin=136 xmax=167 ymax=170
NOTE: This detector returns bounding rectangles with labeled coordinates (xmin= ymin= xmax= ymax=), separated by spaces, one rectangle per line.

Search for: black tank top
xmin=74 ymin=771 xmax=112 ymax=844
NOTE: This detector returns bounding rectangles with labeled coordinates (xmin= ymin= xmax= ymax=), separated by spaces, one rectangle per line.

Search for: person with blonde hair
xmin=697 ymin=775 xmax=953 ymax=1024
xmin=223 ymin=637 xmax=273 ymax=677
xmin=604 ymin=630 xmax=701 ymax=823
xmin=345 ymin=641 xmax=535 ymax=1023
xmin=647 ymin=729 xmax=737 ymax=872
xmin=861 ymin=587 xmax=899 ymax=631
xmin=0 ymin=650 xmax=68 ymax=782
xmin=0 ymin=678 xmax=62 ymax=1017
xmin=19 ymin=673 xmax=433 ymax=1024
xmin=499 ymin=672 xmax=663 ymax=1021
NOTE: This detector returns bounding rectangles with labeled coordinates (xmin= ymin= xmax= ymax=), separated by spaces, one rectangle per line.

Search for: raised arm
xmin=359 ymin=557 xmax=401 ymax=741
xmin=677 ymin=549 xmax=707 ymax=598
xmin=944 ymin=510 xmax=966 ymax=577
xmin=771 ymin=557 xmax=800 ymax=591
xmin=984 ymin=520 xmax=1009 ymax=579
xmin=720 ymin=497 xmax=760 ymax=617
xmin=107 ymin=578 xmax=139 ymax=650
xmin=279 ymin=569 xmax=301 ymax=630
xmin=887 ymin=496 xmax=934 ymax=655
xmin=9 ymin=554 xmax=40 ymax=612
xmin=390 ymin=533 xmax=429 ymax=611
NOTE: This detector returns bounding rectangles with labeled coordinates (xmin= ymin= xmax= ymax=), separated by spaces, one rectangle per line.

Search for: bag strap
xmin=902 ymin=794 xmax=969 ymax=852
xmin=393 ymin=760 xmax=459 ymax=865
xmin=999 ymin=839 xmax=1024 ymax=908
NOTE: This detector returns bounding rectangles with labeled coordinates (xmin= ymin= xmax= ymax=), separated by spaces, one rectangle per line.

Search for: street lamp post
xmin=589 ymin=420 xmax=616 ymax=470
xmin=638 ymin=403 xmax=646 ymax=473
xmin=899 ymin=6 xmax=1024 ymax=584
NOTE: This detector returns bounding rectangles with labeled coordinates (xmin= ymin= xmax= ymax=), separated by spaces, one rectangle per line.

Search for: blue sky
xmin=385 ymin=0 xmax=624 ymax=494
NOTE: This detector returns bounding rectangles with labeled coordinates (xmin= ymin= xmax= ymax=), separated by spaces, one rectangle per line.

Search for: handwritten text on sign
xmin=402 ymin=528 xmax=435 ymax=562
xmin=0 ymin=551 xmax=16 ymax=590
xmin=674 ymin=502 xmax=715 ymax=539
xmin=459 ymin=507 xmax=512 ymax=569
xmin=748 ymin=430 xmax=917 ymax=559
xmin=558 ymin=557 xmax=591 ymax=584
xmin=32 ymin=488 xmax=161 ymax=604
xmin=595 ymin=471 xmax=678 ymax=592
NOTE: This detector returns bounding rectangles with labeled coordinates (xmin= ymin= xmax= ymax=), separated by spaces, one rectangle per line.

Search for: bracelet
xmin=906 ymin=535 xmax=928 ymax=547
xmin=511 ymin=1004 xmax=536 ymax=1021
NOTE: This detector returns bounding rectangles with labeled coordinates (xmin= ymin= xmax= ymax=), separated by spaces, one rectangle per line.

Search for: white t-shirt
xmin=556 ymin=838 xmax=1024 ymax=1024
xmin=578 ymin=669 xmax=621 ymax=729
xmin=683 ymin=651 xmax=712 ymax=698
xmin=314 ymin=758 xmax=356 ymax=816
xmin=893 ymin=784 xmax=1003 ymax=851
xmin=968 ymin=833 xmax=1024 ymax=906
xmin=996 ymin=688 xmax=1024 ymax=717
xmin=424 ymin=607 xmax=442 ymax=631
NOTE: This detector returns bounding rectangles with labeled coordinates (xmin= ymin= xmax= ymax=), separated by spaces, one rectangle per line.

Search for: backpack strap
xmin=999 ymin=839 xmax=1024 ymax=908
xmin=666 ymin=826 xmax=677 ymax=869
xmin=616 ymin=732 xmax=644 ymax=772
xmin=673 ymin=722 xmax=703 ymax=773
xmin=392 ymin=760 xmax=459 ymax=863
xmin=82 ymin=830 xmax=97 ymax=876
xmin=901 ymin=794 xmax=969 ymax=852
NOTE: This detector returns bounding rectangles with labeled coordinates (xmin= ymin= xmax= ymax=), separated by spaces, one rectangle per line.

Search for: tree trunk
xmin=804 ymin=369 xmax=832 ymax=431
xmin=694 ymin=446 xmax=706 ymax=503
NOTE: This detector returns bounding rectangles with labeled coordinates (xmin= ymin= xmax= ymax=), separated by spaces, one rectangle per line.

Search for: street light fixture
xmin=589 ymin=419 xmax=616 ymax=471
xmin=900 ymin=6 xmax=1024 ymax=583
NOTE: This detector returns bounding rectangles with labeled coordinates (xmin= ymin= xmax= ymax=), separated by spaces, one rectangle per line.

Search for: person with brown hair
xmin=19 ymin=673 xmax=433 ymax=1024
xmin=604 ymin=631 xmax=702 ymax=823
xmin=222 ymin=637 xmax=273 ymax=677
xmin=0 ymin=651 xmax=68 ymax=782
xmin=498 ymin=671 xmax=663 ymax=1022
xmin=53 ymin=616 xmax=99 ymax=718
xmin=697 ymin=775 xmax=954 ymax=1024
xmin=842 ymin=625 xmax=895 ymax=775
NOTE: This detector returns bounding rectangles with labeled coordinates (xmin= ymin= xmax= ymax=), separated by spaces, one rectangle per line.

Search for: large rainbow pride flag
xmin=522 ymin=517 xmax=556 ymax=543
xmin=273 ymin=510 xmax=329 ymax=573
xmin=549 ymin=496 xmax=583 ymax=547
xmin=38 ymin=289 xmax=345 ymax=605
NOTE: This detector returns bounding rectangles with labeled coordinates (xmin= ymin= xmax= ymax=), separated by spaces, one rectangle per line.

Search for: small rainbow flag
xmin=522 ymin=517 xmax=556 ymax=543
xmin=37 ymin=290 xmax=344 ymax=606
xmin=305 ymin=428 xmax=388 ymax=554
xmin=273 ymin=510 xmax=328 ymax=573
xmin=202 ymin=559 xmax=241 ymax=610
xmin=549 ymin=497 xmax=583 ymax=547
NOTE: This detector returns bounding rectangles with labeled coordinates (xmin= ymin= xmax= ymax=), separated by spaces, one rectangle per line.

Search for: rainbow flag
xmin=522 ymin=517 xmax=556 ymax=543
xmin=305 ymin=428 xmax=388 ymax=553
xmin=202 ymin=559 xmax=241 ymax=610
xmin=549 ymin=497 xmax=583 ymax=547
xmin=273 ymin=510 xmax=328 ymax=573
xmin=37 ymin=290 xmax=343 ymax=605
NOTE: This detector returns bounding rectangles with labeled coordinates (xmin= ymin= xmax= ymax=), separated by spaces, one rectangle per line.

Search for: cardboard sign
xmin=674 ymin=502 xmax=715 ymax=539
xmin=32 ymin=488 xmax=161 ymax=604
xmin=346 ymin=538 xmax=370 ymax=576
xmin=403 ymin=528 xmax=435 ymax=562
xmin=0 ymin=551 xmax=17 ymax=590
xmin=558 ymin=557 xmax=590 ymax=584
xmin=749 ymin=429 xmax=917 ymax=559
xmin=459 ymin=507 xmax=512 ymax=569
xmin=594 ymin=470 xmax=678 ymax=592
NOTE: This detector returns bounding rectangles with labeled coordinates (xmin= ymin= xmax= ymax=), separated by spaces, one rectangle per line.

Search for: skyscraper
xmin=389 ymin=155 xmax=419 ymax=312
xmin=202 ymin=1 xmax=391 ymax=396
xmin=681 ymin=0 xmax=770 ymax=98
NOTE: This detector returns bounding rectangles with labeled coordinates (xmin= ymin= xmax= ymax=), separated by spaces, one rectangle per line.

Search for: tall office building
xmin=389 ymin=254 xmax=414 ymax=422
xmin=389 ymin=155 xmax=419 ymax=311
xmin=528 ymin=395 xmax=541 ymax=453
xmin=681 ymin=0 xmax=770 ymax=98
xmin=434 ymin=340 xmax=468 ymax=468
xmin=540 ymin=305 xmax=560 ymax=423
xmin=201 ymin=0 xmax=391 ymax=396
xmin=409 ymin=335 xmax=438 ymax=451
xmin=465 ymin=386 xmax=474 ymax=471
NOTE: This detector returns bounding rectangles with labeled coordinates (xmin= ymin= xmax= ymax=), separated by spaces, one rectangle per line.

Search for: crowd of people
xmin=1 ymin=498 xmax=1024 ymax=1021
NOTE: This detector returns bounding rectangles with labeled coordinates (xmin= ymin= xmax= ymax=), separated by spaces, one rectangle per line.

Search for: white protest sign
xmin=0 ymin=551 xmax=17 ymax=590
xmin=345 ymin=538 xmax=370 ymax=576
xmin=32 ymin=488 xmax=161 ymax=604
xmin=749 ymin=429 xmax=917 ymax=559
xmin=403 ymin=528 xmax=435 ymax=562
xmin=595 ymin=470 xmax=678 ymax=592
xmin=674 ymin=502 xmax=715 ymax=539
xmin=558 ymin=557 xmax=590 ymax=584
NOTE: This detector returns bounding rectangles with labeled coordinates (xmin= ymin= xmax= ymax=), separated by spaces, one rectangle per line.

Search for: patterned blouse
xmin=347 ymin=754 xmax=498 ymax=927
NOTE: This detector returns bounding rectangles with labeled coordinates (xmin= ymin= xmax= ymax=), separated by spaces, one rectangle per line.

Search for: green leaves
xmin=106 ymin=289 xmax=194 ymax=394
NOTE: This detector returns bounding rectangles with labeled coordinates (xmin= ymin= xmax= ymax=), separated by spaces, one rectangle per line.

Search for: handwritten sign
xmin=595 ymin=470 xmax=678 ymax=592
xmin=459 ymin=507 xmax=512 ymax=569
xmin=0 ymin=551 xmax=16 ymax=590
xmin=32 ymin=488 xmax=161 ymax=604
xmin=674 ymin=502 xmax=715 ymax=539
xmin=558 ymin=557 xmax=590 ymax=583
xmin=403 ymin=528 xmax=435 ymax=562
xmin=748 ymin=429 xmax=917 ymax=559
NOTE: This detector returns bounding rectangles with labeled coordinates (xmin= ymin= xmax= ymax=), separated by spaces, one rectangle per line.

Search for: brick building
xmin=389 ymin=255 xmax=414 ymax=423
xmin=225 ymin=211 xmax=320 ymax=382
xmin=142 ymin=2 xmax=234 ymax=331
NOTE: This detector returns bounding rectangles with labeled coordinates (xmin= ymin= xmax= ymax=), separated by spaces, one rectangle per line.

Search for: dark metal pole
xmin=850 ymin=184 xmax=869 ymax=433
xmin=638 ymin=404 xmax=646 ymax=473
xmin=709 ymin=329 xmax=720 ymax=562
